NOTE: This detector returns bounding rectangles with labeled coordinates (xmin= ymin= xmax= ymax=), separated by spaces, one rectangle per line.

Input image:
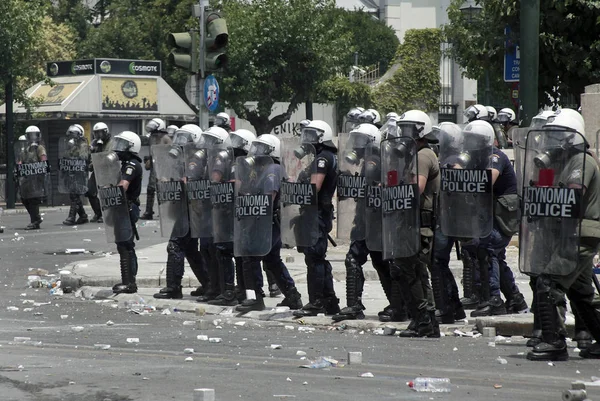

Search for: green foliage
xmin=220 ymin=0 xmax=352 ymax=134
xmin=315 ymin=76 xmax=372 ymax=132
xmin=333 ymin=9 xmax=399 ymax=75
xmin=443 ymin=0 xmax=600 ymax=107
xmin=372 ymin=28 xmax=441 ymax=114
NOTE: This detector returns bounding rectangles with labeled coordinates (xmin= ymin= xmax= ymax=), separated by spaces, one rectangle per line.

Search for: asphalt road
xmin=0 ymin=210 xmax=599 ymax=401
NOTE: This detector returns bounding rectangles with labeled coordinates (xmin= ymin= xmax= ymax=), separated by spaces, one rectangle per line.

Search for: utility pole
xmin=5 ymin=76 xmax=15 ymax=209
xmin=519 ymin=0 xmax=540 ymax=126
xmin=197 ymin=0 xmax=210 ymax=129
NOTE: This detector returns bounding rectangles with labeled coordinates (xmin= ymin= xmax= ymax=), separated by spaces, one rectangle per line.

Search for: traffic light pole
xmin=197 ymin=0 xmax=209 ymax=129
xmin=520 ymin=0 xmax=539 ymax=126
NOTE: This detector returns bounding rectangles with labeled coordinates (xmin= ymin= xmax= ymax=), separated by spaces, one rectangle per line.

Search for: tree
xmin=371 ymin=28 xmax=442 ymax=115
xmin=221 ymin=0 xmax=352 ymax=135
xmin=315 ymin=76 xmax=372 ymax=132
xmin=443 ymin=0 xmax=600 ymax=108
xmin=334 ymin=8 xmax=399 ymax=75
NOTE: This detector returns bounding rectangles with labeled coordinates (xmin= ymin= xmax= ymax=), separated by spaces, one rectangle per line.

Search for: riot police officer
xmin=235 ymin=134 xmax=303 ymax=312
xmin=61 ymin=124 xmax=90 ymax=226
xmin=521 ymin=111 xmax=600 ymax=361
xmin=153 ymin=124 xmax=211 ymax=299
xmin=293 ymin=120 xmax=340 ymax=317
xmin=141 ymin=118 xmax=171 ymax=220
xmin=167 ymin=125 xmax=178 ymax=138
xmin=214 ymin=112 xmax=232 ymax=132
xmin=17 ymin=126 xmax=48 ymax=230
xmin=92 ymin=131 xmax=143 ymax=294
xmin=332 ymin=122 xmax=407 ymax=322
xmin=358 ymin=109 xmax=382 ymax=129
xmin=386 ymin=110 xmax=440 ymax=337
xmin=86 ymin=122 xmax=111 ymax=223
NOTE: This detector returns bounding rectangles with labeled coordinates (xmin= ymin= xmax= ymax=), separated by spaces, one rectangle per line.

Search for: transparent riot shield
xmin=58 ymin=136 xmax=89 ymax=194
xmin=208 ymin=144 xmax=235 ymax=243
xmin=14 ymin=141 xmax=48 ymax=199
xmin=519 ymin=129 xmax=585 ymax=276
xmin=280 ymin=138 xmax=318 ymax=248
xmin=184 ymin=143 xmax=212 ymax=239
xmin=234 ymin=155 xmax=274 ymax=257
xmin=381 ymin=137 xmax=420 ymax=260
xmin=511 ymin=127 xmax=530 ymax=197
xmin=91 ymin=152 xmax=133 ymax=243
xmin=152 ymin=144 xmax=189 ymax=238
xmin=336 ymin=132 xmax=367 ymax=241
xmin=439 ymin=127 xmax=494 ymax=238
xmin=364 ymin=143 xmax=382 ymax=252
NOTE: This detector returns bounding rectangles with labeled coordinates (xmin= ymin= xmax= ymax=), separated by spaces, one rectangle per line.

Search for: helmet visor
xmin=228 ymin=133 xmax=248 ymax=150
xmin=249 ymin=141 xmax=274 ymax=156
xmin=347 ymin=132 xmax=372 ymax=149
xmin=198 ymin=133 xmax=223 ymax=147
xmin=112 ymin=137 xmax=133 ymax=152
xmin=215 ymin=116 xmax=227 ymax=126
xmin=497 ymin=113 xmax=511 ymax=123
xmin=173 ymin=131 xmax=194 ymax=145
xmin=301 ymin=128 xmax=323 ymax=144
xmin=530 ymin=117 xmax=547 ymax=130
xmin=27 ymin=131 xmax=41 ymax=142
xmin=93 ymin=129 xmax=106 ymax=139
xmin=464 ymin=106 xmax=478 ymax=121
xmin=167 ymin=126 xmax=177 ymax=136
xmin=397 ymin=122 xmax=423 ymax=140
xmin=67 ymin=126 xmax=82 ymax=137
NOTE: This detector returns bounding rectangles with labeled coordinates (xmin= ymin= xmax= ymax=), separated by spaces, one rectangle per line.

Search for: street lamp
xmin=459 ymin=1 xmax=489 ymax=106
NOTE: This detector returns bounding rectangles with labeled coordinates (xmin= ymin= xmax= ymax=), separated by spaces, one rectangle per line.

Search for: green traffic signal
xmin=167 ymin=31 xmax=200 ymax=73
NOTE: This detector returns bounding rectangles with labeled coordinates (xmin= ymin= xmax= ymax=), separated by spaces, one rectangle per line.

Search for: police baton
xmin=327 ymin=234 xmax=337 ymax=247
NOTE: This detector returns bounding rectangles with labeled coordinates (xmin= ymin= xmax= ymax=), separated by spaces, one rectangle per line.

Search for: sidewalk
xmin=59 ymin=237 xmax=576 ymax=337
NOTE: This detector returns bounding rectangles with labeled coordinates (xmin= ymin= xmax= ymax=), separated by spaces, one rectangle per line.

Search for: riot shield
xmin=511 ymin=127 xmax=530 ymax=197
xmin=58 ymin=136 xmax=89 ymax=194
xmin=336 ymin=132 xmax=367 ymax=241
xmin=184 ymin=143 xmax=212 ymax=238
xmin=519 ymin=129 xmax=585 ymax=276
xmin=234 ymin=155 xmax=274 ymax=257
xmin=91 ymin=152 xmax=133 ymax=243
xmin=14 ymin=141 xmax=48 ymax=199
xmin=380 ymin=137 xmax=420 ymax=260
xmin=438 ymin=128 xmax=494 ymax=238
xmin=364 ymin=143 xmax=382 ymax=252
xmin=280 ymin=138 xmax=319 ymax=248
xmin=208 ymin=144 xmax=235 ymax=243
xmin=152 ymin=144 xmax=189 ymax=238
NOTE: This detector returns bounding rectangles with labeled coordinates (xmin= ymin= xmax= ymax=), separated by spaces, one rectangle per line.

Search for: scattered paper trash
xmin=185 ymin=357 xmax=194 ymax=362
xmin=494 ymin=384 xmax=503 ymax=389
xmin=359 ymin=372 xmax=374 ymax=378
xmin=197 ymin=335 xmax=209 ymax=341
xmin=296 ymin=350 xmax=307 ymax=356
xmin=94 ymin=344 xmax=111 ymax=350
xmin=235 ymin=321 xmax=246 ymax=326
xmin=71 ymin=326 xmax=84 ymax=332
xmin=184 ymin=348 xmax=194 ymax=354
xmin=127 ymin=338 xmax=140 ymax=343
xmin=271 ymin=344 xmax=282 ymax=349
xmin=496 ymin=357 xmax=508 ymax=365
xmin=300 ymin=356 xmax=338 ymax=369
xmin=65 ymin=249 xmax=86 ymax=254
xmin=209 ymin=338 xmax=222 ymax=343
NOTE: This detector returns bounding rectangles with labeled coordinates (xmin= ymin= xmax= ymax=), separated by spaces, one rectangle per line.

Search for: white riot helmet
xmin=344 ymin=123 xmax=381 ymax=165
xmin=486 ymin=106 xmax=498 ymax=122
xmin=66 ymin=124 xmax=84 ymax=138
xmin=530 ymin=110 xmax=554 ymax=129
xmin=93 ymin=122 xmax=110 ymax=141
xmin=464 ymin=104 xmax=489 ymax=122
xmin=545 ymin=108 xmax=586 ymax=146
xmin=173 ymin=124 xmax=202 ymax=145
xmin=145 ymin=118 xmax=166 ymax=134
xmin=385 ymin=112 xmax=400 ymax=122
xmin=25 ymin=125 xmax=41 ymax=143
xmin=215 ymin=112 xmax=231 ymax=128
xmin=249 ymin=134 xmax=281 ymax=161
xmin=113 ymin=131 xmax=141 ymax=154
xmin=346 ymin=107 xmax=365 ymax=124
xmin=228 ymin=129 xmax=256 ymax=153
xmin=299 ymin=119 xmax=311 ymax=129
xmin=497 ymin=108 xmax=517 ymax=124
xmin=433 ymin=122 xmax=463 ymax=150
xmin=463 ymin=120 xmax=495 ymax=148
xmin=301 ymin=120 xmax=335 ymax=149
xmin=198 ymin=126 xmax=229 ymax=148
xmin=167 ymin=125 xmax=178 ymax=137
xmin=397 ymin=110 xmax=437 ymax=143
xmin=18 ymin=135 xmax=26 ymax=141
xmin=358 ymin=109 xmax=381 ymax=125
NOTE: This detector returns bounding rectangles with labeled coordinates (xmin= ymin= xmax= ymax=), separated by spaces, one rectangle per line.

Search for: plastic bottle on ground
xmin=408 ymin=377 xmax=451 ymax=393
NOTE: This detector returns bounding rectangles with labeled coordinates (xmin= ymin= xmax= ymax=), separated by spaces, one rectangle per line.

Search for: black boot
xmin=208 ymin=284 xmax=238 ymax=306
xmin=379 ymin=280 xmax=408 ymax=322
xmin=399 ymin=308 xmax=438 ymax=338
xmin=460 ymin=247 xmax=479 ymax=309
xmin=572 ymin=303 xmax=593 ymax=350
xmin=430 ymin=258 xmax=454 ymax=323
xmin=140 ymin=191 xmax=154 ymax=220
xmin=188 ymin=254 xmax=210 ymax=297
xmin=333 ymin=254 xmax=365 ymax=322
xmin=76 ymin=203 xmax=89 ymax=224
xmin=572 ymin=295 xmax=600 ymax=359
xmin=293 ymin=299 xmax=327 ymax=317
xmin=526 ymin=277 xmax=542 ymax=347
xmin=63 ymin=204 xmax=77 ymax=226
xmin=196 ymin=246 xmax=220 ymax=302
xmin=471 ymin=249 xmax=502 ymax=317
xmin=89 ymin=196 xmax=103 ymax=223
xmin=113 ymin=247 xmax=137 ymax=294
xmin=277 ymin=287 xmax=303 ymax=310
xmin=506 ymin=292 xmax=528 ymax=314
xmin=471 ymin=295 xmax=507 ymax=317
xmin=527 ymin=277 xmax=568 ymax=361
xmin=235 ymin=294 xmax=265 ymax=313
xmin=153 ymin=260 xmax=183 ymax=299
xmin=266 ymin=269 xmax=281 ymax=297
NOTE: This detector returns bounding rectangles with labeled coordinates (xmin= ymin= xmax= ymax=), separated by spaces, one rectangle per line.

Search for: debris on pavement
xmin=496 ymin=357 xmax=508 ymax=365
xmin=300 ymin=356 xmax=338 ymax=369
xmin=359 ymin=372 xmax=374 ymax=378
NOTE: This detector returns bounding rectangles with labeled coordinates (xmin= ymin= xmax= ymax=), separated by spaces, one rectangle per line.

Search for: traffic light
xmin=167 ymin=31 xmax=200 ymax=73
xmin=204 ymin=11 xmax=228 ymax=72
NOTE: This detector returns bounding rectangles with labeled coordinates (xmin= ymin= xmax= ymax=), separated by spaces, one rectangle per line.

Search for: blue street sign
xmin=204 ymin=74 xmax=219 ymax=112
xmin=504 ymin=26 xmax=520 ymax=82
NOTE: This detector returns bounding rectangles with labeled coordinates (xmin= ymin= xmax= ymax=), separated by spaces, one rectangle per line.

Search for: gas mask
xmin=344 ymin=148 xmax=364 ymax=165
xmin=533 ymin=148 xmax=563 ymax=169
xmin=169 ymin=145 xmax=183 ymax=158
xmin=456 ymin=152 xmax=472 ymax=168
xmin=294 ymin=144 xmax=311 ymax=160
xmin=106 ymin=151 xmax=119 ymax=162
